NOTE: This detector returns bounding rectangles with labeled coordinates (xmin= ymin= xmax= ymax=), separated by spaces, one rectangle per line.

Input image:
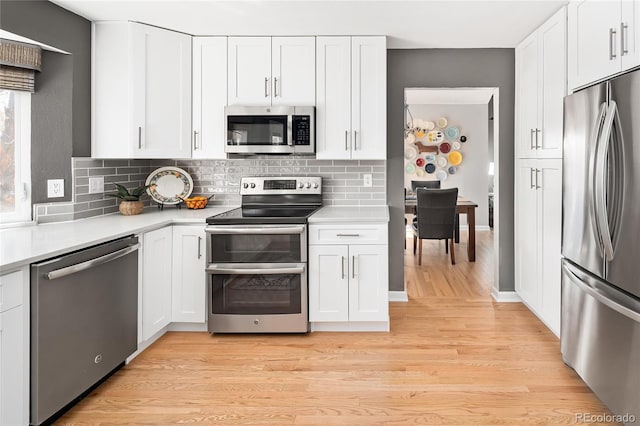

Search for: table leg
xmin=467 ymin=207 xmax=476 ymax=262
xmin=454 ymin=213 xmax=460 ymax=243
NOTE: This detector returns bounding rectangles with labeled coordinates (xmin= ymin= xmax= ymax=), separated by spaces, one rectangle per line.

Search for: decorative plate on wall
xmin=425 ymin=163 xmax=436 ymax=174
xmin=439 ymin=142 xmax=452 ymax=154
xmin=146 ymin=166 xmax=193 ymax=205
xmin=416 ymin=157 xmax=425 ymax=167
xmin=405 ymin=163 xmax=416 ymax=174
xmin=448 ymin=166 xmax=458 ymax=175
xmin=416 ymin=168 xmax=425 ymax=177
xmin=449 ymin=151 xmax=463 ymax=166
xmin=460 ymin=135 xmax=468 ymax=143
xmin=452 ymin=141 xmax=461 ymax=151
xmin=444 ymin=126 xmax=460 ymax=140
xmin=405 ymin=133 xmax=416 ymax=143
xmin=436 ymin=117 xmax=448 ymax=128
xmin=404 ymin=144 xmax=419 ymax=160
xmin=436 ymin=170 xmax=448 ymax=181
xmin=436 ymin=156 xmax=448 ymax=168
xmin=427 ymin=130 xmax=444 ymax=143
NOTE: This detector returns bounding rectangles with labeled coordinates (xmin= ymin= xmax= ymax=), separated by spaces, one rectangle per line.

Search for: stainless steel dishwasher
xmin=30 ymin=235 xmax=139 ymax=425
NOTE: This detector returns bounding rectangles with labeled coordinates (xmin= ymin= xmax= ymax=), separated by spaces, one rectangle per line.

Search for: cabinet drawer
xmin=309 ymin=224 xmax=388 ymax=245
xmin=0 ymin=270 xmax=24 ymax=313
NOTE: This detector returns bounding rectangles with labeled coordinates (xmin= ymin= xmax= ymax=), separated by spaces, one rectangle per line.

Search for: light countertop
xmin=1 ymin=204 xmax=389 ymax=272
xmin=0 ymin=206 xmax=235 ymax=272
xmin=308 ymin=206 xmax=389 ymax=223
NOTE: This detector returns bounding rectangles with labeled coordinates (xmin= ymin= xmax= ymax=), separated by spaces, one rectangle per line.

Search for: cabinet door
xmin=272 ymin=37 xmax=315 ymax=106
xmin=516 ymin=31 xmax=539 ymax=159
xmin=228 ymin=37 xmax=272 ymax=106
xmin=538 ymin=160 xmax=563 ymax=335
xmin=0 ymin=307 xmax=25 ymax=426
xmin=142 ymin=227 xmax=173 ymax=340
xmin=348 ymin=245 xmax=389 ymax=322
xmin=193 ymin=37 xmax=227 ymax=159
xmin=622 ymin=0 xmax=640 ymax=71
xmin=351 ymin=37 xmax=387 ymax=160
xmin=171 ymin=226 xmax=206 ymax=323
xmin=309 ymin=245 xmax=349 ymax=322
xmin=316 ymin=37 xmax=352 ymax=160
xmin=515 ymin=160 xmax=540 ymax=311
xmin=538 ymin=7 xmax=567 ymax=159
xmin=568 ymin=0 xmax=622 ymax=91
xmin=131 ymin=23 xmax=192 ymax=159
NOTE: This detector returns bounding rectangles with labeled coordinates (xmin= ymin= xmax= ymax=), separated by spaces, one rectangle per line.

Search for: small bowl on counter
xmin=180 ymin=195 xmax=214 ymax=209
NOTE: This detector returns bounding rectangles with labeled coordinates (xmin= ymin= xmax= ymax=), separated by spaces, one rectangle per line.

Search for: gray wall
xmin=0 ymin=0 xmax=91 ymax=204
xmin=387 ymin=49 xmax=515 ymax=292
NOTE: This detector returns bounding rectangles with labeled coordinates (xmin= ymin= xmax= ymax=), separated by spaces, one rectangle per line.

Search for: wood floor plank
xmin=55 ymin=231 xmax=618 ymax=425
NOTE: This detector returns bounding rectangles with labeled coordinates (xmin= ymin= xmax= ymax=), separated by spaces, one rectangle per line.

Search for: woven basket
xmin=119 ymin=201 xmax=144 ymax=216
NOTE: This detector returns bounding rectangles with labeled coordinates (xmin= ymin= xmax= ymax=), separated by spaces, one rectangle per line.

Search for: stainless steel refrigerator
xmin=562 ymin=70 xmax=640 ymax=423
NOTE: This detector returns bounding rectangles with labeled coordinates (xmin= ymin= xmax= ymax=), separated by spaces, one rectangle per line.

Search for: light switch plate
xmin=89 ymin=177 xmax=104 ymax=194
xmin=47 ymin=179 xmax=64 ymax=198
xmin=363 ymin=174 xmax=373 ymax=188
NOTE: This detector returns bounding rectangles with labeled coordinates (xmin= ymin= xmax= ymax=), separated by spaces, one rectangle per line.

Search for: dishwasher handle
xmin=46 ymin=243 xmax=141 ymax=280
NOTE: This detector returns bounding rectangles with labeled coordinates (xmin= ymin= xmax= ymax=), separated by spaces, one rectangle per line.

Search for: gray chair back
xmin=411 ymin=180 xmax=441 ymax=191
xmin=414 ymin=188 xmax=458 ymax=240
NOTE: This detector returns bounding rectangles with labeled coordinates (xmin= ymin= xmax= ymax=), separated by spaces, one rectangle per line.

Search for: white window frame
xmin=0 ymin=90 xmax=31 ymax=224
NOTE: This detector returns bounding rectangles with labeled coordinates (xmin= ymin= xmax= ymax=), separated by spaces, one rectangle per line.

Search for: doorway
xmin=402 ymin=87 xmax=500 ymax=298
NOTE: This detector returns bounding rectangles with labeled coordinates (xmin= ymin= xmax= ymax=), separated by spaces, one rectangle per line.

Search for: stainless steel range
xmin=205 ymin=176 xmax=322 ymax=333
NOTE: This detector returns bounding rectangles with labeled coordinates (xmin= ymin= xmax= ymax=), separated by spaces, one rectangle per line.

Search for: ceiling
xmin=52 ymin=0 xmax=567 ymax=49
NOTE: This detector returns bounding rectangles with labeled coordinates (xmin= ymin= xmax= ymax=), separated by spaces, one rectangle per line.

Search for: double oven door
xmin=206 ymin=224 xmax=309 ymax=333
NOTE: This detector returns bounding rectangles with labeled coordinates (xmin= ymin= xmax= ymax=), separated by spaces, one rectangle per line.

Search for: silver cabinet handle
xmin=530 ymin=168 xmax=536 ymax=189
xmin=207 ymin=264 xmax=305 ymax=275
xmin=265 ymin=77 xmax=269 ymax=98
xmin=354 ymin=130 xmax=358 ymax=150
xmin=530 ymin=128 xmax=535 ymax=150
xmin=609 ymin=28 xmax=618 ymax=60
xmin=138 ymin=126 xmax=142 ymax=149
xmin=197 ymin=236 xmax=202 ymax=259
xmin=345 ymin=130 xmax=348 ymax=151
xmin=46 ymin=243 xmax=141 ymax=280
xmin=535 ymin=169 xmax=541 ymax=190
xmin=206 ymin=225 xmax=305 ymax=235
xmin=274 ymin=77 xmax=278 ymax=97
xmin=193 ymin=130 xmax=199 ymax=151
xmin=621 ymin=22 xmax=629 ymax=56
xmin=341 ymin=256 xmax=345 ymax=279
xmin=535 ymin=128 xmax=541 ymax=149
xmin=336 ymin=233 xmax=360 ymax=237
xmin=351 ymin=256 xmax=356 ymax=279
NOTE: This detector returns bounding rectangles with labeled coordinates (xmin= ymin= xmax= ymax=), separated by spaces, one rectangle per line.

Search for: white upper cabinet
xmin=93 ymin=22 xmax=192 ymax=159
xmin=316 ymin=36 xmax=387 ymax=160
xmin=516 ymin=7 xmax=566 ymax=159
xmin=272 ymin=37 xmax=316 ymax=105
xmin=568 ymin=0 xmax=640 ymax=91
xmin=192 ymin=37 xmax=227 ymax=159
xmin=622 ymin=0 xmax=640 ymax=70
xmin=227 ymin=37 xmax=315 ymax=106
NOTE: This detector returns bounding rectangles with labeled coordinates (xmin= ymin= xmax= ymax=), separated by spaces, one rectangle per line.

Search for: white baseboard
xmin=168 ymin=322 xmax=207 ymax=332
xmin=490 ymin=288 xmax=522 ymax=302
xmin=459 ymin=225 xmax=491 ymax=231
xmin=311 ymin=321 xmax=390 ymax=332
xmin=389 ymin=290 xmax=408 ymax=302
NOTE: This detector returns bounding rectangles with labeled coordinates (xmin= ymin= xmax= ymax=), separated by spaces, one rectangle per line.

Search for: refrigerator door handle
xmin=588 ymin=102 xmax=608 ymax=257
xmin=563 ymin=261 xmax=640 ymax=323
xmin=595 ymin=101 xmax=619 ymax=261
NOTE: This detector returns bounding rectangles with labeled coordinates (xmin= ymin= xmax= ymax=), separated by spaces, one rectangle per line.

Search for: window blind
xmin=0 ymin=39 xmax=42 ymax=92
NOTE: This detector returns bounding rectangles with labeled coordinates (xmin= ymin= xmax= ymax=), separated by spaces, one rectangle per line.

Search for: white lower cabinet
xmin=141 ymin=226 xmax=173 ymax=341
xmin=515 ymin=159 xmax=563 ymax=335
xmin=171 ymin=226 xmax=206 ymax=323
xmin=308 ymin=224 xmax=389 ymax=330
xmin=0 ymin=267 xmax=28 ymax=426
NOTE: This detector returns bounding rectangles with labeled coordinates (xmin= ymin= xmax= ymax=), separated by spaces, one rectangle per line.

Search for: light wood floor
xmin=57 ymin=231 xmax=616 ymax=425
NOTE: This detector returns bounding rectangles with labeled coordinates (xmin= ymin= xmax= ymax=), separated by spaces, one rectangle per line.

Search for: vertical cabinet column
xmin=192 ymin=37 xmax=227 ymax=159
xmin=171 ymin=226 xmax=206 ymax=323
xmin=141 ymin=227 xmax=173 ymax=341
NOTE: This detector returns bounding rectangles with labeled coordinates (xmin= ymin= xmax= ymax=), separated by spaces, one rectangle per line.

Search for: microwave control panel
xmin=292 ymin=115 xmax=311 ymax=146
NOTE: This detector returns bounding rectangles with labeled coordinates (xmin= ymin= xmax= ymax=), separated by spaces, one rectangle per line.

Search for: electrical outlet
xmin=47 ymin=179 xmax=64 ymax=198
xmin=89 ymin=177 xmax=104 ymax=194
xmin=363 ymin=173 xmax=373 ymax=188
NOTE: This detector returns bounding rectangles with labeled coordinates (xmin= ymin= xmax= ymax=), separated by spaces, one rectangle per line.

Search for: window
xmin=0 ymin=89 xmax=31 ymax=223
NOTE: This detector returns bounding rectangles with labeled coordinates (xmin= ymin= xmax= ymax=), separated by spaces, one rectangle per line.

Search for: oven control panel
xmin=240 ymin=176 xmax=322 ymax=195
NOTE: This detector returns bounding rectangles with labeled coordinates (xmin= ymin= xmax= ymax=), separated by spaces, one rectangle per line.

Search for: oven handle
xmin=206 ymin=265 xmax=305 ymax=275
xmin=206 ymin=225 xmax=305 ymax=235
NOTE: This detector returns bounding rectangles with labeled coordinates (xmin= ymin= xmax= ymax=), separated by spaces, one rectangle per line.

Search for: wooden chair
xmin=412 ymin=188 xmax=458 ymax=265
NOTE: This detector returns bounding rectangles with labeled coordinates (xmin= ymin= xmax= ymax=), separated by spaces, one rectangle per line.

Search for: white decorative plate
xmin=145 ymin=166 xmax=193 ymax=205
xmin=436 ymin=170 xmax=448 ymax=181
xmin=404 ymin=144 xmax=419 ymax=160
xmin=452 ymin=141 xmax=461 ymax=151
xmin=436 ymin=156 xmax=448 ymax=168
xmin=424 ymin=121 xmax=435 ymax=130
xmin=405 ymin=133 xmax=416 ymax=144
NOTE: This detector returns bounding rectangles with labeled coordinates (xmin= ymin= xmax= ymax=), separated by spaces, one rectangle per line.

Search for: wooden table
xmin=405 ymin=197 xmax=479 ymax=262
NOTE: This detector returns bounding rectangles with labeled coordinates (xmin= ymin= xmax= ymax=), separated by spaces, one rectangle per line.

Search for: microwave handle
xmin=288 ymin=114 xmax=293 ymax=146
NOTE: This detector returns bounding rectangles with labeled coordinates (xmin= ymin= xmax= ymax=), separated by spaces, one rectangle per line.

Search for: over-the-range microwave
xmin=224 ymin=105 xmax=315 ymax=155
